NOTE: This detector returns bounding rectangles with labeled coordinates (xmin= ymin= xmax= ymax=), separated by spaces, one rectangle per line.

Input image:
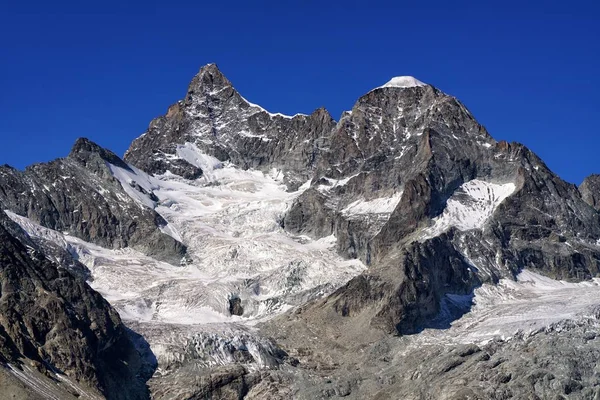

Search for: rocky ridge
xmin=124 ymin=64 xmax=336 ymax=191
xmin=0 ymin=138 xmax=186 ymax=265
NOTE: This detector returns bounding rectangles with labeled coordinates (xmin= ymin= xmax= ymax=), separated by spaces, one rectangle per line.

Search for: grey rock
xmin=0 ymin=209 xmax=151 ymax=399
xmin=229 ymin=296 xmax=244 ymax=316
xmin=124 ymin=64 xmax=336 ymax=191
xmin=0 ymin=138 xmax=186 ymax=265
xmin=281 ymin=84 xmax=600 ymax=335
xmin=580 ymin=174 xmax=600 ymax=210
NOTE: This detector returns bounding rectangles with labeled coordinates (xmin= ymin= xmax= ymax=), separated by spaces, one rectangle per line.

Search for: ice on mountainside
xmin=422 ymin=179 xmax=516 ymax=239
xmin=342 ymin=192 xmax=403 ymax=216
xmin=413 ymin=269 xmax=600 ymax=346
xmin=240 ymin=95 xmax=308 ymax=119
xmin=5 ymin=146 xmax=367 ymax=369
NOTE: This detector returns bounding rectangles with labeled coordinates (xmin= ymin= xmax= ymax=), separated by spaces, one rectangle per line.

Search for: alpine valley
xmin=2 ymin=64 xmax=600 ymax=399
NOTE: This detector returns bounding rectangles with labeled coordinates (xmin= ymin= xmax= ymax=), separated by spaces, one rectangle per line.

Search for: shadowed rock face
xmin=229 ymin=297 xmax=244 ymax=316
xmin=0 ymin=209 xmax=151 ymax=399
xmin=0 ymin=138 xmax=186 ymax=265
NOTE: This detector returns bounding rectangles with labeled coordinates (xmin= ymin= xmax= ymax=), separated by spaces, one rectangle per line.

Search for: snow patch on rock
xmin=422 ymin=179 xmax=516 ymax=239
xmin=412 ymin=269 xmax=600 ymax=347
xmin=9 ymin=148 xmax=366 ymax=326
xmin=378 ymin=76 xmax=427 ymax=89
xmin=240 ymin=95 xmax=307 ymax=119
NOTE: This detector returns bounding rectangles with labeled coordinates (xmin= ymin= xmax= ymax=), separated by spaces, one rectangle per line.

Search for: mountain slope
xmin=126 ymin=65 xmax=600 ymax=336
xmin=0 ymin=138 xmax=186 ymax=265
xmin=0 ymin=209 xmax=151 ymax=399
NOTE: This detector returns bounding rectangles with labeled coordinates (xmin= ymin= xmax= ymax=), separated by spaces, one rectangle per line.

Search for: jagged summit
xmin=189 ymin=62 xmax=232 ymax=93
xmin=378 ymin=75 xmax=427 ymax=89
xmin=124 ymin=63 xmax=336 ymax=189
xmin=69 ymin=137 xmax=132 ymax=170
xmin=189 ymin=63 xmax=306 ymax=119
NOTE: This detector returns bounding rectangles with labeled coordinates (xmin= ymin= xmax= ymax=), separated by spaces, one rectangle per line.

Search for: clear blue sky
xmin=1 ymin=1 xmax=598 ymax=183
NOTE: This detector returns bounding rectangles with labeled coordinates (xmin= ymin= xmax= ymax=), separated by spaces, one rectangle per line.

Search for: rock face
xmin=279 ymin=82 xmax=600 ymax=335
xmin=0 ymin=138 xmax=186 ymax=265
xmin=124 ymin=63 xmax=336 ymax=190
xmin=229 ymin=297 xmax=244 ymax=316
xmin=0 ymin=209 xmax=151 ymax=399
xmin=258 ymin=318 xmax=600 ymax=400
xmin=580 ymin=174 xmax=600 ymax=210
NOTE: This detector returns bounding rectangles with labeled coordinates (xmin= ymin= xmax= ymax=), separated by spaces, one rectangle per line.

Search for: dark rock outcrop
xmin=229 ymin=296 xmax=244 ymax=316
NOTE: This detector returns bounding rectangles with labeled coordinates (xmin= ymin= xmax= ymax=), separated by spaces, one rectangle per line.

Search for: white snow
xmin=107 ymin=163 xmax=158 ymax=209
xmin=412 ymin=269 xmax=600 ymax=346
xmin=421 ymin=179 xmax=516 ymax=239
xmin=6 ymin=143 xmax=365 ymax=330
xmin=378 ymin=76 xmax=427 ymax=89
xmin=145 ymin=323 xmax=284 ymax=372
xmin=316 ymin=173 xmax=361 ymax=192
xmin=240 ymin=95 xmax=307 ymax=119
xmin=7 ymin=143 xmax=600 ymax=373
xmin=6 ymin=147 xmax=368 ymax=369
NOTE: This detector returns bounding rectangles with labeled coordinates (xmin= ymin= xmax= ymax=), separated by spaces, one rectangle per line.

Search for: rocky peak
xmin=124 ymin=64 xmax=337 ymax=189
xmin=69 ymin=137 xmax=132 ymax=171
xmin=0 ymin=139 xmax=187 ymax=265
xmin=187 ymin=63 xmax=232 ymax=94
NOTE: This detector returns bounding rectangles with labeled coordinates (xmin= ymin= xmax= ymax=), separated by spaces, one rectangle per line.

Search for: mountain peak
xmin=189 ymin=63 xmax=232 ymax=93
xmin=198 ymin=62 xmax=220 ymax=74
xmin=69 ymin=137 xmax=108 ymax=159
xmin=378 ymin=76 xmax=427 ymax=89
xmin=69 ymin=137 xmax=131 ymax=170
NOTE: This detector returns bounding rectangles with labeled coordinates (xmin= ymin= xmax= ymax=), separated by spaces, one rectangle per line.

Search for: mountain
xmin=0 ymin=138 xmax=186 ymax=265
xmin=2 ymin=64 xmax=600 ymax=399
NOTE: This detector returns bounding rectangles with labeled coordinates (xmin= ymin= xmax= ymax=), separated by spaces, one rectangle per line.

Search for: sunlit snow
xmin=9 ymin=147 xmax=600 ymax=375
xmin=342 ymin=192 xmax=403 ymax=216
xmin=422 ymin=179 xmax=516 ymax=239
xmin=6 ymin=145 xmax=367 ymax=326
xmin=411 ymin=269 xmax=600 ymax=346
xmin=378 ymin=76 xmax=427 ymax=89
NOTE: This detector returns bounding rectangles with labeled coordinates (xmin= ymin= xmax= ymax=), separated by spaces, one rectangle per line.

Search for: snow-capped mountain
xmin=1 ymin=64 xmax=600 ymax=399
